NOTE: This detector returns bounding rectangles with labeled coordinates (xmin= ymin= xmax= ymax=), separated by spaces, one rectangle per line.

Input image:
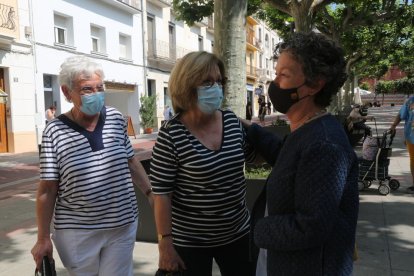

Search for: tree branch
xmin=264 ymin=0 xmax=291 ymax=15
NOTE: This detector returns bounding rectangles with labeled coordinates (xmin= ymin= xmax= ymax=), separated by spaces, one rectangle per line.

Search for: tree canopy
xmin=172 ymin=0 xmax=414 ymax=111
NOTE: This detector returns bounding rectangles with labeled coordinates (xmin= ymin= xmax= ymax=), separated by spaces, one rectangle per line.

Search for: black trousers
xmin=174 ymin=234 xmax=254 ymax=276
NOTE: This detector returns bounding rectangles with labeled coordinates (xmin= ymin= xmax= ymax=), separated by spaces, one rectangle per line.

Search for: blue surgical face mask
xmin=197 ymin=83 xmax=223 ymax=114
xmin=80 ymin=92 xmax=105 ymax=115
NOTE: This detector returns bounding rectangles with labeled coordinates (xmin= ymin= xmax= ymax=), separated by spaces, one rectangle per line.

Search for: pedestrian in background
xmin=163 ymin=105 xmax=173 ymax=121
xmin=258 ymin=96 xmax=266 ymax=125
xmin=45 ymin=105 xmax=56 ymax=123
xmin=242 ymin=32 xmax=359 ymax=275
xmin=31 ymin=56 xmax=153 ymax=275
xmin=390 ymin=96 xmax=414 ymax=193
xmin=150 ymin=51 xmax=255 ymax=275
xmin=246 ymin=101 xmax=253 ymax=120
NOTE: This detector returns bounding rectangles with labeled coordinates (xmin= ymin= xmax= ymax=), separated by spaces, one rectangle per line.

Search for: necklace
xmin=303 ymin=109 xmax=328 ymax=126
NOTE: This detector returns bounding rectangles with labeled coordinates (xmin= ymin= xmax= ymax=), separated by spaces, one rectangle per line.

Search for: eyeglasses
xmin=77 ymin=84 xmax=105 ymax=95
xmin=199 ymin=79 xmax=225 ymax=89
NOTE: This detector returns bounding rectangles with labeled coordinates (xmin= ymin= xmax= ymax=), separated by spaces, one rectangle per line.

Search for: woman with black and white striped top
xmin=151 ymin=51 xmax=255 ymax=276
xmin=31 ymin=56 xmax=152 ymax=276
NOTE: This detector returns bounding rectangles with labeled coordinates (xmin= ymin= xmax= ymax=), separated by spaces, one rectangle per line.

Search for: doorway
xmin=0 ymin=68 xmax=8 ymax=152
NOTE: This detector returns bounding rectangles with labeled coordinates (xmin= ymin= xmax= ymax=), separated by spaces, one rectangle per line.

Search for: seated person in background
xmin=347 ymin=104 xmax=373 ymax=139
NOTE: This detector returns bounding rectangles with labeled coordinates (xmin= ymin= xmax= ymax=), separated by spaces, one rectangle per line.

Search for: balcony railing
xmin=147 ymin=0 xmax=172 ymax=8
xmin=246 ymin=64 xmax=259 ymax=78
xmin=99 ymin=0 xmax=140 ymax=13
xmin=0 ymin=3 xmax=16 ymax=31
xmin=118 ymin=0 xmax=141 ymax=10
xmin=147 ymin=39 xmax=192 ymax=62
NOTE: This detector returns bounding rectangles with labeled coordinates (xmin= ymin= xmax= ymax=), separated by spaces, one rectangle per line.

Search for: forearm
xmin=247 ymin=123 xmax=283 ymax=165
xmin=36 ymin=181 xmax=58 ymax=240
xmin=128 ymin=156 xmax=152 ymax=196
xmin=391 ymin=114 xmax=401 ymax=127
xmin=154 ymin=194 xmax=173 ymax=236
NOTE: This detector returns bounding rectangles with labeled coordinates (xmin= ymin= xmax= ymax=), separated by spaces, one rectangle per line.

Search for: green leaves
xmin=139 ymin=95 xmax=157 ymax=128
xmin=172 ymin=0 xmax=214 ymax=26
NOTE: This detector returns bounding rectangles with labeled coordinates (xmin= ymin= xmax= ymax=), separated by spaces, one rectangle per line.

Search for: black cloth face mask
xmin=268 ymin=81 xmax=308 ymax=114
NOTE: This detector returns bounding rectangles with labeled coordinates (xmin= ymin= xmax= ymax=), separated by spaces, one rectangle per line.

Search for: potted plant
xmin=265 ymin=116 xmax=291 ymax=139
xmin=139 ymin=95 xmax=156 ymax=134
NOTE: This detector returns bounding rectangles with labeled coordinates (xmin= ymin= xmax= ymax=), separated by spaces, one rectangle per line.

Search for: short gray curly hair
xmin=274 ymin=32 xmax=347 ymax=108
xmin=58 ymin=55 xmax=105 ymax=90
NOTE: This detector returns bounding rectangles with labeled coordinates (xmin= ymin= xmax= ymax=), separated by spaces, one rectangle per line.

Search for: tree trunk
xmin=214 ymin=0 xmax=247 ymax=117
xmin=290 ymin=0 xmax=313 ymax=33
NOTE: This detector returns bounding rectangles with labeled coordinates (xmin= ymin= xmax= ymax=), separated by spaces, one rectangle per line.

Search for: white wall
xmin=31 ymin=0 xmax=145 ymax=136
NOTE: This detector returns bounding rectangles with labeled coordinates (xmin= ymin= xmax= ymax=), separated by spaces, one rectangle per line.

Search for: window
xmin=54 ymin=13 xmax=73 ymax=45
xmin=198 ymin=35 xmax=204 ymax=51
xmin=54 ymin=27 xmax=66 ymax=44
xmin=119 ymin=34 xmax=132 ymax=60
xmin=168 ymin=23 xmax=176 ymax=60
xmin=92 ymin=37 xmax=99 ymax=52
xmin=265 ymin=34 xmax=269 ymax=48
xmin=147 ymin=15 xmax=155 ymax=56
xmin=90 ymin=25 xmax=106 ymax=53
xmin=259 ymin=53 xmax=263 ymax=68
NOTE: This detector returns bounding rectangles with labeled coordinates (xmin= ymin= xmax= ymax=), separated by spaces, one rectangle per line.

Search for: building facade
xmin=143 ymin=0 xmax=214 ymax=128
xmin=0 ymin=0 xmax=280 ymax=153
xmin=247 ymin=16 xmax=280 ymax=117
xmin=0 ymin=0 xmax=35 ymax=153
xmin=31 ymin=0 xmax=146 ymax=151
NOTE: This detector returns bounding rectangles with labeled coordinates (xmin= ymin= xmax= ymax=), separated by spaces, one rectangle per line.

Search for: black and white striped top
xmin=40 ymin=106 xmax=138 ymax=230
xmin=150 ymin=110 xmax=254 ymax=247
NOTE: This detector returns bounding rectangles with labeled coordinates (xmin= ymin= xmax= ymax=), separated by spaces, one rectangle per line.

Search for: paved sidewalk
xmin=1 ymin=106 xmax=414 ymax=275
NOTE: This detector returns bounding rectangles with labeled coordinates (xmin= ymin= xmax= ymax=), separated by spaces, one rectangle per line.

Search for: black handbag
xmin=155 ymin=269 xmax=183 ymax=276
xmin=35 ymin=256 xmax=56 ymax=276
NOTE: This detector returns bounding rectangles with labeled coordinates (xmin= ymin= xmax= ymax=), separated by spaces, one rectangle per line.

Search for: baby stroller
xmin=358 ymin=129 xmax=400 ymax=195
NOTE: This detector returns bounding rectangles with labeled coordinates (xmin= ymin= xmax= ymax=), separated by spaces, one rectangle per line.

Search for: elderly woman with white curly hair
xmin=31 ymin=55 xmax=152 ymax=275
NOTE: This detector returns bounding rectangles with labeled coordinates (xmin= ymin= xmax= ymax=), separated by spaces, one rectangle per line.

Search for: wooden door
xmin=0 ymin=102 xmax=7 ymax=152
xmin=0 ymin=69 xmax=7 ymax=152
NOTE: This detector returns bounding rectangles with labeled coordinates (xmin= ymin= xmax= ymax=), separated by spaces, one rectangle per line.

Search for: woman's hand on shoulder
xmin=239 ymin=117 xmax=252 ymax=129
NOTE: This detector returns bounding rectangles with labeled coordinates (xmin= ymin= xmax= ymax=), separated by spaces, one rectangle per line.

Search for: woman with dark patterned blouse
xmin=243 ymin=32 xmax=359 ymax=276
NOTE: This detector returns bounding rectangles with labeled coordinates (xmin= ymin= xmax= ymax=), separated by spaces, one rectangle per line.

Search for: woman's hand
xmin=158 ymin=239 xmax=186 ymax=272
xmin=31 ymin=238 xmax=53 ymax=271
xmin=239 ymin=117 xmax=252 ymax=129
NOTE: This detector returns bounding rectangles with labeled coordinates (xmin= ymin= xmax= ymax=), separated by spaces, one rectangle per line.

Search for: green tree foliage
xmin=172 ymin=0 xmax=248 ymax=117
xmin=172 ymin=0 xmax=214 ymax=26
xmin=172 ymin=0 xmax=414 ymax=110
xmin=139 ymin=95 xmax=156 ymax=129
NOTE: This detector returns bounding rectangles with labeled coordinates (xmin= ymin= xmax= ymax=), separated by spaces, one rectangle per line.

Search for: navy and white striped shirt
xmin=40 ymin=106 xmax=138 ymax=230
xmin=150 ymin=110 xmax=254 ymax=247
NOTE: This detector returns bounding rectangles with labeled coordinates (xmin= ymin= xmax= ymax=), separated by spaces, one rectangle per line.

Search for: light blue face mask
xmin=80 ymin=92 xmax=105 ymax=115
xmin=197 ymin=83 xmax=223 ymax=114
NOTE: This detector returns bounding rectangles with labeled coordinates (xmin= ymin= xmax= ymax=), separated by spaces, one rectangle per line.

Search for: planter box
xmin=134 ymin=159 xmax=267 ymax=243
xmin=264 ymin=125 xmax=291 ymax=139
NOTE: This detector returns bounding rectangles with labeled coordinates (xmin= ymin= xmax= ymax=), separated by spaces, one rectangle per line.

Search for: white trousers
xmin=52 ymin=220 xmax=137 ymax=276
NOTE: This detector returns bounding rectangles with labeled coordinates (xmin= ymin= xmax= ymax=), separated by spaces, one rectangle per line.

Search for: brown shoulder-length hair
xmin=168 ymin=51 xmax=226 ymax=113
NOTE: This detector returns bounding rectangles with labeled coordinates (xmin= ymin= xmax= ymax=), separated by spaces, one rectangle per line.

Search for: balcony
xmin=0 ymin=2 xmax=18 ymax=46
xmin=246 ymin=64 xmax=259 ymax=80
xmin=246 ymin=32 xmax=260 ymax=51
xmin=207 ymin=15 xmax=214 ymax=33
xmin=99 ymin=0 xmax=141 ymax=14
xmin=147 ymin=39 xmax=191 ymax=71
xmin=147 ymin=0 xmax=172 ymax=8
